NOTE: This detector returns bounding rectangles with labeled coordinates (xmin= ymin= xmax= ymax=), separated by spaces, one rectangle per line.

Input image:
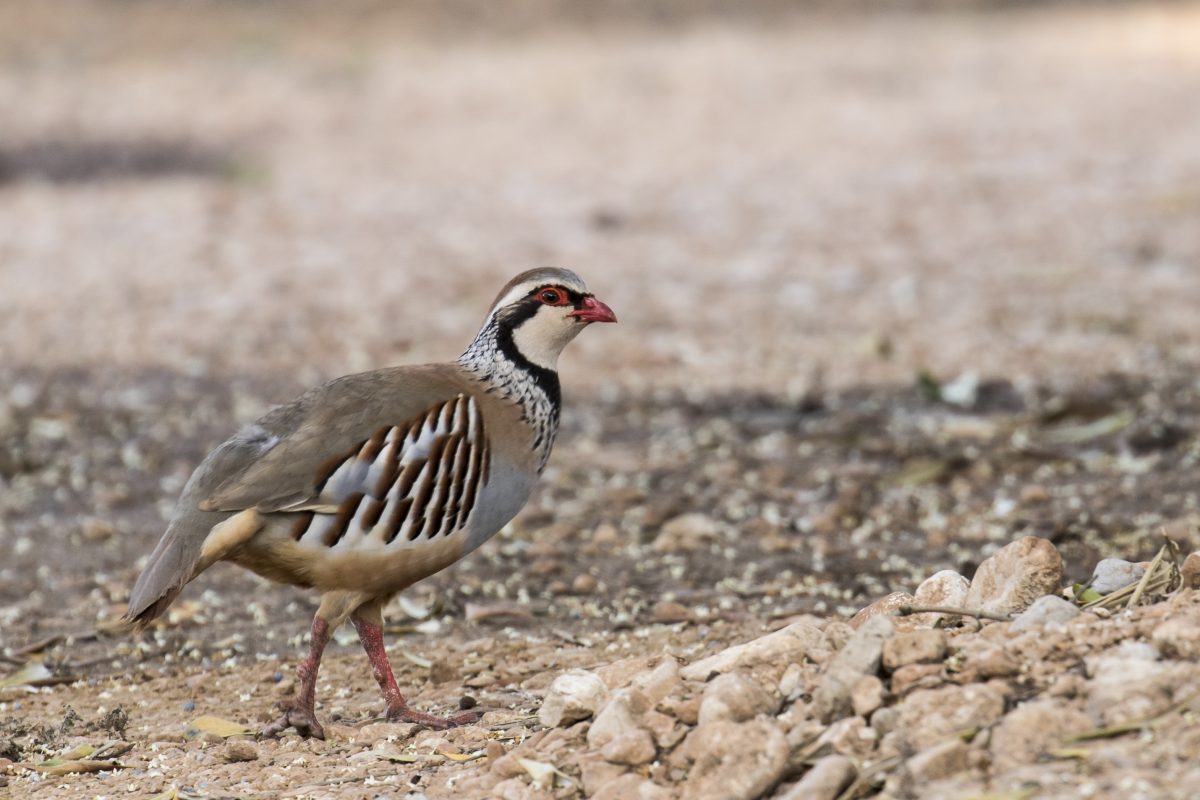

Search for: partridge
xmin=124 ymin=268 xmax=616 ymax=738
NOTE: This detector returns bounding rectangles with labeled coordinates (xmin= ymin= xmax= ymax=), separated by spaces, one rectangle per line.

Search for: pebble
xmin=849 ymin=591 xmax=914 ymax=629
xmin=680 ymin=621 xmax=822 ymax=681
xmin=539 ymin=669 xmax=610 ymax=728
xmin=652 ymin=513 xmax=721 ymax=553
xmin=1180 ymin=553 xmax=1200 ymax=590
xmin=900 ymin=738 xmax=969 ymax=785
xmin=1089 ymin=559 xmax=1147 ymax=594
xmin=698 ymin=671 xmax=780 ymax=726
xmin=898 ymin=683 xmax=1007 ymax=751
xmin=1151 ymin=617 xmax=1200 ymax=660
xmin=851 ymin=675 xmax=884 ymax=718
xmin=964 ymin=536 xmax=1064 ymax=615
xmin=1010 ymin=595 xmax=1081 ymax=632
xmin=882 ymin=630 xmax=947 ymax=670
xmin=223 ymin=740 xmax=258 ymax=763
xmin=778 ymin=754 xmax=857 ymax=800
xmin=601 ymin=729 xmax=657 ymax=766
xmin=677 ymin=719 xmax=789 ymax=800
xmin=912 ymin=570 xmax=971 ymax=627
xmin=587 ymin=688 xmax=651 ymax=749
xmin=813 ymin=615 xmax=893 ymax=723
xmin=572 ymin=574 xmax=599 ymax=594
xmin=989 ymin=699 xmax=1090 ymax=771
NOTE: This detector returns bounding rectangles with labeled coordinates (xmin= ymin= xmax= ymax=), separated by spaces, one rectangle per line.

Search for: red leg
xmin=352 ymin=615 xmax=481 ymax=730
xmin=261 ymin=614 xmax=330 ymax=739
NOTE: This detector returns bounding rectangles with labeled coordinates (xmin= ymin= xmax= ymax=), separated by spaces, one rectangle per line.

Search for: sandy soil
xmin=3 ymin=2 xmax=1200 ymax=798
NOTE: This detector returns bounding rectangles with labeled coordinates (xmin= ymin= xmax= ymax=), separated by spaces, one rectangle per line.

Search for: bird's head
xmin=481 ymin=267 xmax=617 ymax=370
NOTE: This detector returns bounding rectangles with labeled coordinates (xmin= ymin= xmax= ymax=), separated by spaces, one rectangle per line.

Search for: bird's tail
xmin=124 ymin=509 xmax=246 ymax=630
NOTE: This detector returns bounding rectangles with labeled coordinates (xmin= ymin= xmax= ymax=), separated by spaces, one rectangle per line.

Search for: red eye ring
xmin=538 ymin=288 xmax=568 ymax=306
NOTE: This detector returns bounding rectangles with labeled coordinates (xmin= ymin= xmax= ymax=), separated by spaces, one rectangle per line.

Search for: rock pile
xmin=457 ymin=536 xmax=1200 ymax=799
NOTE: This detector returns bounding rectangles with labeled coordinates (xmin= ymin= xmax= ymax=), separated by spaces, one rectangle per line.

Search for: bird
xmin=123 ymin=267 xmax=616 ymax=739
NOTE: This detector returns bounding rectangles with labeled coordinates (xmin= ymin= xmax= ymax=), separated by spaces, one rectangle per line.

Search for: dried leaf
xmin=1041 ymin=411 xmax=1134 ymax=445
xmin=58 ymin=743 xmax=97 ymax=761
xmin=438 ymin=750 xmax=484 ymax=762
xmin=185 ymin=715 xmax=254 ymax=738
xmin=401 ymin=651 xmax=433 ymax=669
xmin=517 ymin=757 xmax=570 ymax=789
xmin=465 ymin=602 xmax=533 ymax=623
xmin=25 ymin=758 xmax=122 ymax=775
xmin=379 ymin=752 xmax=420 ymax=763
xmin=396 ymin=596 xmax=432 ymax=619
xmin=0 ymin=659 xmax=70 ymax=688
xmin=147 ymin=790 xmax=179 ymax=800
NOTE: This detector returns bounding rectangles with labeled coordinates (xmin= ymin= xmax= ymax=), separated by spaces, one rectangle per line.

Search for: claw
xmin=386 ymin=705 xmax=482 ymax=730
xmin=260 ymin=700 xmax=326 ymax=740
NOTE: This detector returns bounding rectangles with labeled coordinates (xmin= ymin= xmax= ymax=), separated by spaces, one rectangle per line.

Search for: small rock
xmin=882 ymin=630 xmax=947 ymax=671
xmin=578 ymin=752 xmax=627 ymax=795
xmin=629 ymin=657 xmax=682 ymax=704
xmin=851 ymin=675 xmax=884 ymax=718
xmin=1181 ymin=553 xmax=1200 ymax=590
xmin=912 ymin=570 xmax=971 ymax=627
xmin=642 ymin=708 xmax=686 ymax=749
xmin=359 ymin=721 xmax=419 ymax=743
xmin=572 ymin=574 xmax=599 ymax=594
xmin=990 ymin=699 xmax=1091 ymax=771
xmin=678 ymin=719 xmax=789 ymax=800
xmin=898 ymin=683 xmax=1007 ymax=751
xmin=1085 ymin=645 xmax=1195 ymax=726
xmin=588 ymin=689 xmax=651 ymax=749
xmin=813 ymin=615 xmax=894 ymax=723
xmin=778 ymin=663 xmax=806 ymax=700
xmin=680 ymin=622 xmax=822 ymax=681
xmin=1152 ymin=617 xmax=1200 ymax=660
xmin=889 ymin=663 xmax=944 ymax=696
xmin=956 ymin=640 xmax=1021 ymax=681
xmin=904 ymin=738 xmax=969 ymax=784
xmin=1089 ymin=558 xmax=1147 ymax=594
xmin=593 ymin=774 xmax=673 ymax=800
xmin=964 ymin=536 xmax=1064 ymax=615
xmin=601 ymin=729 xmax=657 ymax=766
xmin=1010 ymin=595 xmax=1081 ymax=632
xmin=849 ymin=591 xmax=914 ymax=630
xmin=820 ymin=716 xmax=877 ymax=758
xmin=492 ymin=777 xmax=534 ymax=800
xmin=869 ymin=706 xmax=900 ymax=737
xmin=540 ymin=670 xmax=610 ymax=728
xmin=653 ymin=513 xmax=721 ymax=553
xmin=81 ymin=517 xmax=114 ymax=542
xmin=778 ymin=754 xmax=857 ymax=800
xmin=649 ymin=600 xmax=694 ymax=624
xmin=224 ymin=740 xmax=258 ymax=763
xmin=698 ymin=672 xmax=780 ymax=726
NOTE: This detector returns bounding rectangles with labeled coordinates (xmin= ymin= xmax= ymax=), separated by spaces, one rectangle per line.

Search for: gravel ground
xmin=3 ymin=2 xmax=1200 ymax=798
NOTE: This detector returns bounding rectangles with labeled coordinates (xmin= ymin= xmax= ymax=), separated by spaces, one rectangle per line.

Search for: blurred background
xmin=3 ymin=0 xmax=1200 ymax=666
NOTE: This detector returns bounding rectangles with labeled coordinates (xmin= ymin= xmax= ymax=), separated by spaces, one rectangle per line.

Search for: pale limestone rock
xmin=882 ymin=630 xmax=947 ymax=670
xmin=964 ymin=536 xmax=1064 ymax=615
xmin=898 ymin=683 xmax=1007 ymax=751
xmin=698 ymin=671 xmax=780 ymax=726
xmin=813 ymin=615 xmax=894 ymax=723
xmin=539 ymin=669 xmax=610 ymax=728
xmin=1010 ymin=595 xmax=1081 ymax=632
xmin=678 ymin=719 xmax=789 ymax=800
xmin=587 ymin=688 xmax=651 ymax=749
xmin=680 ymin=622 xmax=822 ymax=681
xmin=777 ymin=754 xmax=856 ymax=800
xmin=600 ymin=729 xmax=657 ymax=766
xmin=850 ymin=591 xmax=915 ymax=630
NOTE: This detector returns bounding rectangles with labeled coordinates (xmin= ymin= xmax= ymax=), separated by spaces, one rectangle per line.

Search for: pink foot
xmin=386 ymin=704 xmax=482 ymax=730
xmin=261 ymin=699 xmax=326 ymax=740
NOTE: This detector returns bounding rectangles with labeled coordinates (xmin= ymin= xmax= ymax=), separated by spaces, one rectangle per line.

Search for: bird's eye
xmin=539 ymin=289 xmax=563 ymax=305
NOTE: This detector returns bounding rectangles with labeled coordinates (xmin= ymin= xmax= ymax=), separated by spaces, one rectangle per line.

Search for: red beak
xmin=570 ymin=295 xmax=618 ymax=324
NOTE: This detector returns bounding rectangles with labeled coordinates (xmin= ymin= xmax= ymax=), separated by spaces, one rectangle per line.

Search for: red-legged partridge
xmin=124 ymin=268 xmax=616 ymax=738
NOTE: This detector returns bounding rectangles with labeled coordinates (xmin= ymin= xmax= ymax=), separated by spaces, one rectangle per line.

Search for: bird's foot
xmin=386 ymin=704 xmax=482 ymax=730
xmin=260 ymin=700 xmax=326 ymax=740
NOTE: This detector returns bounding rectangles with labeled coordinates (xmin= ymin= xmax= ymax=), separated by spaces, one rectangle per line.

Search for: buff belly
xmin=228 ymin=516 xmax=469 ymax=596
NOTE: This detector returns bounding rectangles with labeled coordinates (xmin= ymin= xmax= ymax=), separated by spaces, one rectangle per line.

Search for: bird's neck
xmin=458 ymin=318 xmax=562 ymax=471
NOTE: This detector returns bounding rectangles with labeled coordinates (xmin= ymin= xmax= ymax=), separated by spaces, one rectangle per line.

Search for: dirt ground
xmin=3 ymin=2 xmax=1200 ymax=798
